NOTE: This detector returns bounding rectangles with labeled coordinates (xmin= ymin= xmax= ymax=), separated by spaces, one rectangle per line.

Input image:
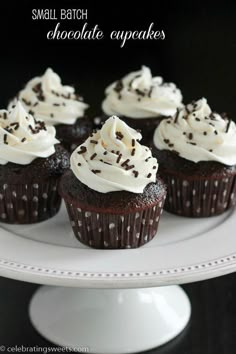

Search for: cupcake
xmin=59 ymin=116 xmax=166 ymax=249
xmin=153 ymin=98 xmax=236 ymax=217
xmin=99 ymin=65 xmax=183 ymax=144
xmin=9 ymin=68 xmax=91 ymax=152
xmin=0 ymin=101 xmax=69 ymax=224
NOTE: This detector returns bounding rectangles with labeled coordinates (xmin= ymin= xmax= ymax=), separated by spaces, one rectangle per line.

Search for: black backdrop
xmin=1 ymin=1 xmax=236 ymax=353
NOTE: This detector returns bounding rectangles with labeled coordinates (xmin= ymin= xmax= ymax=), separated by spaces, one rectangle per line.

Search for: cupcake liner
xmin=0 ymin=178 xmax=61 ymax=224
xmin=162 ymin=172 xmax=236 ymax=217
xmin=64 ymin=198 xmax=166 ymax=249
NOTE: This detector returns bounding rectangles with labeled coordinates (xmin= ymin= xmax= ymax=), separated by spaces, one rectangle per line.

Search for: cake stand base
xmin=29 ymin=285 xmax=191 ymax=354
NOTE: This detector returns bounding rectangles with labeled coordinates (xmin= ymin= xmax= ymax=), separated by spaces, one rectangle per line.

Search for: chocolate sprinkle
xmin=21 ymin=137 xmax=26 ymax=143
xmin=132 ymin=139 xmax=135 ymax=147
xmin=3 ymin=134 xmax=8 ymax=144
xmin=131 ymin=148 xmax=136 ymax=156
xmin=78 ymin=163 xmax=81 ymax=166
xmin=174 ymin=109 xmax=180 ymax=123
xmin=203 ymin=131 xmax=207 ymax=135
xmin=90 ymin=153 xmax=97 ymax=160
xmin=132 ymin=170 xmax=139 ymax=178
xmin=114 ymin=80 xmax=124 ymax=94
xmin=226 ymin=119 xmax=231 ymax=133
xmin=90 ymin=140 xmax=98 ymax=144
xmin=116 ymin=154 xmax=122 ymax=163
xmin=92 ymin=169 xmax=101 ymax=174
xmin=103 ymin=151 xmax=108 ymax=155
xmin=147 ymin=173 xmax=152 ymax=178
xmin=77 ymin=146 xmax=87 ymax=154
xmin=121 ymin=159 xmax=130 ymax=167
xmin=189 ymin=133 xmax=193 ymax=140
xmin=125 ymin=164 xmax=135 ymax=171
xmin=116 ymin=131 xmax=124 ymax=140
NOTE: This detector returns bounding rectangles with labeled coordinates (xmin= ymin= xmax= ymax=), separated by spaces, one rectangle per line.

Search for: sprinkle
xmin=78 ymin=163 xmax=81 ymax=166
xmin=145 ymin=156 xmax=151 ymax=162
xmin=203 ymin=131 xmax=207 ymax=136
xmin=147 ymin=173 xmax=152 ymax=178
xmin=132 ymin=170 xmax=139 ymax=178
xmin=116 ymin=131 xmax=124 ymax=140
xmin=209 ymin=123 xmax=215 ymax=127
xmin=22 ymin=98 xmax=31 ymax=106
xmin=169 ymin=143 xmax=174 ymax=148
xmin=148 ymin=86 xmax=153 ymax=98
xmin=214 ymin=130 xmax=218 ymax=135
xmin=103 ymin=151 xmax=108 ymax=155
xmin=90 ymin=153 xmax=97 ymax=160
xmin=131 ymin=148 xmax=136 ymax=156
xmin=33 ymin=102 xmax=39 ymax=107
xmin=195 ymin=117 xmax=201 ymax=122
xmin=164 ymin=139 xmax=170 ymax=144
xmin=21 ymin=137 xmax=26 ymax=143
xmin=53 ymin=103 xmax=60 ymax=106
xmin=90 ymin=140 xmax=98 ymax=144
xmin=92 ymin=170 xmax=101 ymax=174
xmin=32 ymin=83 xmax=42 ymax=93
xmin=28 ymin=110 xmax=34 ymax=116
xmin=3 ymin=112 xmax=7 ymax=120
xmin=3 ymin=134 xmax=8 ymax=144
xmin=114 ymin=80 xmax=124 ymax=94
xmin=104 ymin=161 xmax=112 ymax=166
xmin=135 ymin=88 xmax=145 ymax=97
xmin=209 ymin=149 xmax=213 ymax=152
xmin=226 ymin=119 xmax=231 ymax=133
xmin=183 ymin=132 xmax=186 ymax=135
xmin=77 ymin=146 xmax=87 ymax=154
xmin=132 ymin=139 xmax=135 ymax=147
xmin=50 ymin=113 xmax=54 ymax=118
xmin=125 ymin=164 xmax=135 ymax=171
xmin=189 ymin=133 xmax=193 ymax=140
xmin=174 ymin=108 xmax=180 ymax=123
xmin=116 ymin=154 xmax=122 ymax=163
xmin=187 ymin=142 xmax=197 ymax=146
xmin=153 ymin=166 xmax=157 ymax=169
xmin=121 ymin=159 xmax=130 ymax=167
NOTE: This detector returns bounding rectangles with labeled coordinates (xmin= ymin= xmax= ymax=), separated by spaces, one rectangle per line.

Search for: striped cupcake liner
xmin=162 ymin=173 xmax=236 ymax=217
xmin=64 ymin=196 xmax=166 ymax=249
xmin=0 ymin=178 xmax=61 ymax=224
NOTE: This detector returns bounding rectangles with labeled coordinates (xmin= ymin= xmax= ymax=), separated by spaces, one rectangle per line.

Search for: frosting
xmin=154 ymin=97 xmax=236 ymax=166
xmin=102 ymin=66 xmax=183 ymax=118
xmin=70 ymin=116 xmax=158 ymax=193
xmin=0 ymin=101 xmax=59 ymax=165
xmin=9 ymin=68 xmax=88 ymax=126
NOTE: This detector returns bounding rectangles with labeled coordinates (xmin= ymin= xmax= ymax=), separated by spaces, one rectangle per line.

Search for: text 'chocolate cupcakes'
xmin=60 ymin=115 xmax=166 ymax=249
xmin=0 ymin=102 xmax=69 ymax=224
xmin=153 ymin=98 xmax=236 ymax=217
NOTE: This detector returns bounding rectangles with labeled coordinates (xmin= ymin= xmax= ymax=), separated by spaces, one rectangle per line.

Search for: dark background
xmin=0 ymin=1 xmax=236 ymax=353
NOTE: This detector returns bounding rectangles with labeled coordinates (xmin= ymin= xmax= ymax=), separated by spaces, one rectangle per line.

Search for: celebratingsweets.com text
xmin=32 ymin=8 xmax=165 ymax=47
xmin=0 ymin=345 xmax=89 ymax=353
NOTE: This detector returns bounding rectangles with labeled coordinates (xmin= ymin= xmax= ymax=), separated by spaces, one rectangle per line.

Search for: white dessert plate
xmin=0 ymin=202 xmax=235 ymax=288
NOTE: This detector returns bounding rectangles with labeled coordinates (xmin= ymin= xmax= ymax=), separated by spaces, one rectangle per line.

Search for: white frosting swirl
xmin=71 ymin=116 xmax=158 ymax=193
xmin=0 ymin=101 xmax=59 ymax=165
xmin=154 ymin=97 xmax=236 ymax=166
xmin=102 ymin=66 xmax=183 ymax=118
xmin=9 ymin=68 xmax=89 ymax=126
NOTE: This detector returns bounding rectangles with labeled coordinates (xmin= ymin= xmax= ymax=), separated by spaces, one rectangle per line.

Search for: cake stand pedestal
xmin=0 ymin=204 xmax=236 ymax=353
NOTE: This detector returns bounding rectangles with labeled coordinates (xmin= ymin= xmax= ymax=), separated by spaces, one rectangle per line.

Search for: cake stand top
xmin=0 ymin=204 xmax=235 ymax=288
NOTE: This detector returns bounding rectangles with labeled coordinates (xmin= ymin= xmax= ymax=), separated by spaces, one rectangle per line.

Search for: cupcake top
xmin=154 ymin=97 xmax=236 ymax=166
xmin=102 ymin=66 xmax=183 ymax=119
xmin=8 ymin=68 xmax=89 ymax=126
xmin=0 ymin=101 xmax=59 ymax=165
xmin=70 ymin=116 xmax=158 ymax=193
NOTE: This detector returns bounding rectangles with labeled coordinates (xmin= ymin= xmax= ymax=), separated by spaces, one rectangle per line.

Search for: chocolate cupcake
xmin=9 ymin=68 xmax=92 ymax=152
xmin=99 ymin=66 xmax=183 ymax=144
xmin=0 ymin=101 xmax=69 ymax=224
xmin=153 ymin=98 xmax=236 ymax=217
xmin=60 ymin=116 xmax=166 ymax=249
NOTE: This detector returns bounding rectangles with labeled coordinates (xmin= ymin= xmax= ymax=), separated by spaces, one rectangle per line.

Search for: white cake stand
xmin=0 ymin=204 xmax=236 ymax=353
